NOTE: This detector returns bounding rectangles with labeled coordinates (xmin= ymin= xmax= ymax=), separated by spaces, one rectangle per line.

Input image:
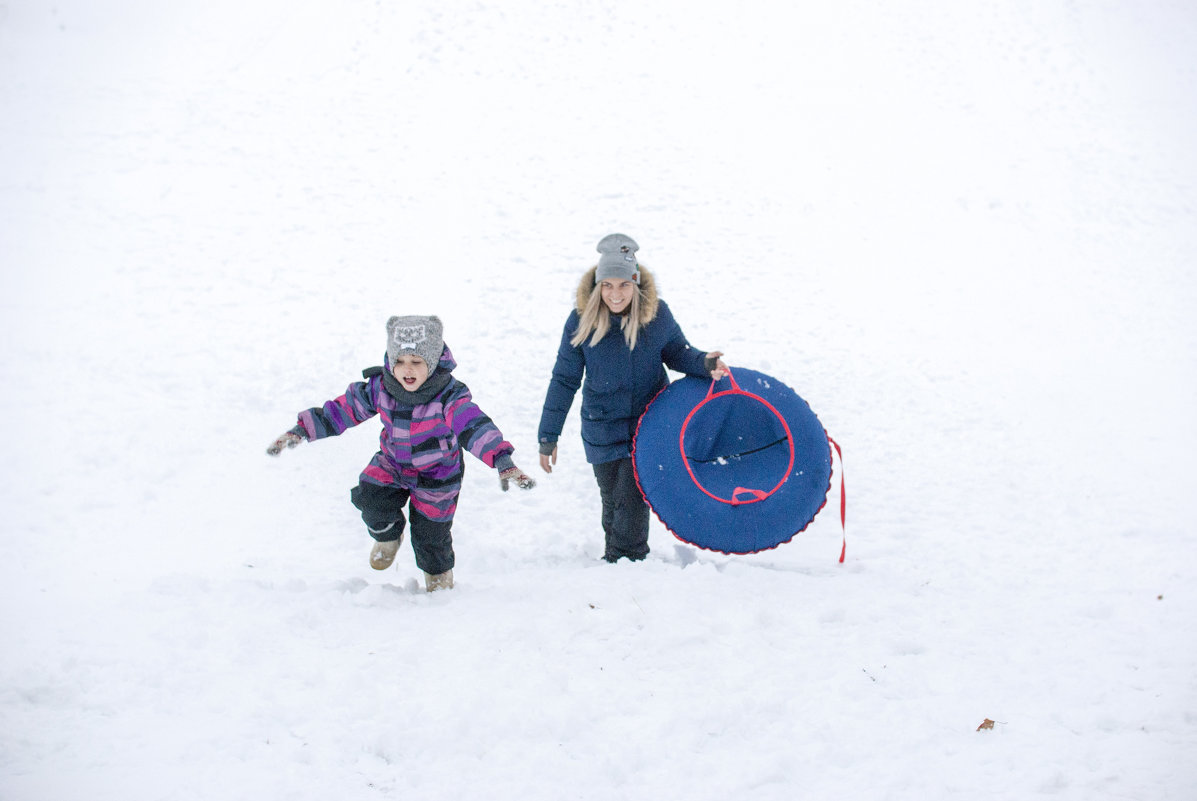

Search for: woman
xmin=537 ymin=234 xmax=727 ymax=562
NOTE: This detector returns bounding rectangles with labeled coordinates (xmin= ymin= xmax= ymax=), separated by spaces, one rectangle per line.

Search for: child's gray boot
xmin=368 ymin=525 xmax=403 ymax=570
xmin=424 ymin=569 xmax=454 ymax=592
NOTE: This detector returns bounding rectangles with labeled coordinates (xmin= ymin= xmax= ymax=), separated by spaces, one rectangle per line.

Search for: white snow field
xmin=1 ymin=1 xmax=1195 ymax=799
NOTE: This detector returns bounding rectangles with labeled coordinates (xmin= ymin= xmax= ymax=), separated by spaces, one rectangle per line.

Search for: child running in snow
xmin=266 ymin=315 xmax=535 ymax=591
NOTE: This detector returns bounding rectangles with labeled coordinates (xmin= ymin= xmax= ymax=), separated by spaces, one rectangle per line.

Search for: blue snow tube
xmin=632 ymin=367 xmax=833 ymax=554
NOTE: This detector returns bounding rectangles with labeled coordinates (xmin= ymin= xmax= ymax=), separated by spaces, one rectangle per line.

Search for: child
xmin=537 ymin=234 xmax=727 ymax=562
xmin=267 ymin=315 xmax=535 ymax=591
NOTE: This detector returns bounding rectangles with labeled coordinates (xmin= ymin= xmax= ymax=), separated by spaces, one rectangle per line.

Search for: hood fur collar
xmin=576 ymin=265 xmax=660 ymax=325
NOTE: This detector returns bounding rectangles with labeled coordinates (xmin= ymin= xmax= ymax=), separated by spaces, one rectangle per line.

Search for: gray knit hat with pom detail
xmin=595 ymin=233 xmax=640 ymax=284
xmin=386 ymin=315 xmax=444 ymax=369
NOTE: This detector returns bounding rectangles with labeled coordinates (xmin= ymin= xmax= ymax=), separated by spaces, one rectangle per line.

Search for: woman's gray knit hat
xmin=386 ymin=315 xmax=444 ymax=369
xmin=595 ymin=233 xmax=640 ymax=284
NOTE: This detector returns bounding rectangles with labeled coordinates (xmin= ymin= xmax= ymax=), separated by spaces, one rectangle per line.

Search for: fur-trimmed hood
xmin=575 ymin=265 xmax=660 ymax=325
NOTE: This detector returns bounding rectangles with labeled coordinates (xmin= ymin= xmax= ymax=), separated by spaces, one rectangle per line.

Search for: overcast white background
xmin=2 ymin=1 xmax=1195 ymax=799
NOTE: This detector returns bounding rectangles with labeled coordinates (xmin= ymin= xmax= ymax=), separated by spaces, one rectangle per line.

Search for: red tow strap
xmin=829 ymin=436 xmax=846 ymax=563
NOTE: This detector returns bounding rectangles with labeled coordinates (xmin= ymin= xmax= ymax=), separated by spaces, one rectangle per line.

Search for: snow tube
xmin=632 ymin=367 xmax=833 ymax=555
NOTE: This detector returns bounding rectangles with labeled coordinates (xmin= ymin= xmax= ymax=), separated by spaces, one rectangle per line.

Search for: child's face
xmin=600 ymin=279 xmax=636 ymax=314
xmin=391 ymin=354 xmax=431 ymax=392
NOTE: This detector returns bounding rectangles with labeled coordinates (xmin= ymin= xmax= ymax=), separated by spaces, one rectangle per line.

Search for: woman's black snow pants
xmin=592 ymin=457 xmax=650 ymax=562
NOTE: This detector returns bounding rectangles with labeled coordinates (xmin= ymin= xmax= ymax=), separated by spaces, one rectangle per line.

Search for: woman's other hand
xmin=539 ymin=445 xmax=558 ymax=473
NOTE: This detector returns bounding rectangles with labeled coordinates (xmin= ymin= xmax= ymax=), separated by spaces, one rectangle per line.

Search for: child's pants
xmin=592 ymin=457 xmax=650 ymax=562
xmin=351 ymin=481 xmax=455 ymax=575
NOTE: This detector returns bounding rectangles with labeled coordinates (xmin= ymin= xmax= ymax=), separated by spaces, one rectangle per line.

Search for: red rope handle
xmin=679 ymin=368 xmax=795 ymax=506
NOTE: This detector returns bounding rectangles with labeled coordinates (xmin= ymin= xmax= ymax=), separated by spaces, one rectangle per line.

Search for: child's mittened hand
xmin=266 ymin=430 xmax=305 ymax=456
xmin=499 ymin=466 xmax=536 ymax=491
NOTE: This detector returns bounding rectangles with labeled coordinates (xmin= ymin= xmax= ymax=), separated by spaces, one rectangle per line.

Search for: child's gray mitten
xmin=499 ymin=465 xmax=536 ymax=491
xmin=266 ymin=426 xmax=308 ymax=456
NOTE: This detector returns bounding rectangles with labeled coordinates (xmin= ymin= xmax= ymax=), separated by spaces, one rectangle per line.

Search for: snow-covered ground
xmin=2 ymin=1 xmax=1195 ymax=798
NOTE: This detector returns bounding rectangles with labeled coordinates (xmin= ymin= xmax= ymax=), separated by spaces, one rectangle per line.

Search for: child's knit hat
xmin=595 ymin=233 xmax=640 ymax=284
xmin=386 ymin=315 xmax=444 ymax=370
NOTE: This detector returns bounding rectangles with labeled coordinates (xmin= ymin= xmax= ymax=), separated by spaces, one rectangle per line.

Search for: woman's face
xmin=391 ymin=354 xmax=430 ymax=392
xmin=600 ymin=279 xmax=636 ymax=314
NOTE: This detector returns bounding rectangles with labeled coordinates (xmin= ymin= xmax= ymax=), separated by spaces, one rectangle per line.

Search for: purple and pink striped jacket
xmin=295 ymin=346 xmax=513 ymax=522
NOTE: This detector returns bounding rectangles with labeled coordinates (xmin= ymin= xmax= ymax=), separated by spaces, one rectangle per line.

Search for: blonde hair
xmin=570 ymin=281 xmax=645 ymax=350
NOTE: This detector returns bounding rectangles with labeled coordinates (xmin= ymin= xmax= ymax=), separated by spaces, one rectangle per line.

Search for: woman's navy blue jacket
xmin=538 ymin=277 xmax=710 ymax=464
